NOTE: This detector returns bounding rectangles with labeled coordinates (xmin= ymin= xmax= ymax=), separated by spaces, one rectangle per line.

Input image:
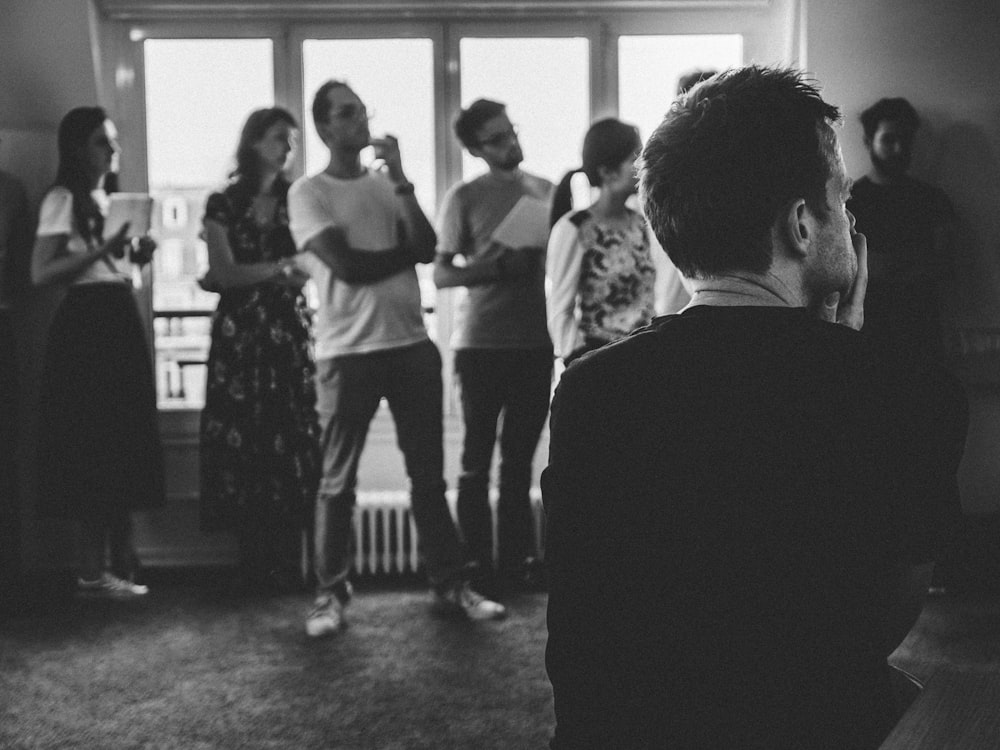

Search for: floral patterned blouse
xmin=546 ymin=207 xmax=657 ymax=359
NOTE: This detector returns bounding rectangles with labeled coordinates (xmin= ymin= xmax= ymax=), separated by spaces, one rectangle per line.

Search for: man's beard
xmin=871 ymin=150 xmax=910 ymax=179
xmin=498 ymin=146 xmax=524 ymax=171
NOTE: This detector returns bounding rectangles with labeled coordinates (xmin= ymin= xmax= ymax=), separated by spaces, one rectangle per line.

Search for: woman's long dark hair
xmin=227 ymin=107 xmax=298 ymax=212
xmin=549 ymin=118 xmax=642 ymax=228
xmin=55 ymin=106 xmax=109 ymax=244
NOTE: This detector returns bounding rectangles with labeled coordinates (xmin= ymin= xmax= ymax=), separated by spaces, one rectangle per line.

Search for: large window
xmin=618 ymin=34 xmax=743 ymax=142
xmin=458 ymin=37 xmax=590 ymax=183
xmin=107 ymin=3 xmax=791 ymax=411
xmin=144 ymin=38 xmax=274 ymax=407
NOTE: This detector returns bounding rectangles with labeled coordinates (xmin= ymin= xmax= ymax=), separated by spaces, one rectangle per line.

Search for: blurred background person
xmin=847 ymin=97 xmax=957 ymax=360
xmin=434 ymin=98 xmax=553 ymax=596
xmin=547 ymin=118 xmax=685 ymax=366
xmin=32 ymin=106 xmax=162 ymax=597
xmin=198 ymin=107 xmax=320 ymax=593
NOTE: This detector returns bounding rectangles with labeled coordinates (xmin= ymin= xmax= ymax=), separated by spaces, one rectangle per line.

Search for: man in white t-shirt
xmin=288 ymin=80 xmax=505 ymax=638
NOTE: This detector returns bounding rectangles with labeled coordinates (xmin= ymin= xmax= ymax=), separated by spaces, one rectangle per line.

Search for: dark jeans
xmin=454 ymin=346 xmax=552 ymax=572
xmin=313 ymin=339 xmax=463 ymax=597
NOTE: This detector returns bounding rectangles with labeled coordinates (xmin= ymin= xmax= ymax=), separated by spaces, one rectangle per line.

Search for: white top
xmin=35 ymin=187 xmax=130 ymax=286
xmin=288 ymin=169 xmax=427 ymax=359
xmin=546 ymin=208 xmax=690 ymax=358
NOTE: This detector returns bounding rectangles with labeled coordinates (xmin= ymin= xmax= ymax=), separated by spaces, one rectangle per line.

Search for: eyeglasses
xmin=330 ymin=103 xmax=372 ymax=122
xmin=478 ymin=126 xmax=519 ymax=149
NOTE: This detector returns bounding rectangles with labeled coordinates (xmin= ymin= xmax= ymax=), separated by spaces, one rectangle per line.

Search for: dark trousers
xmin=454 ymin=346 xmax=552 ymax=572
xmin=313 ymin=339 xmax=463 ymax=596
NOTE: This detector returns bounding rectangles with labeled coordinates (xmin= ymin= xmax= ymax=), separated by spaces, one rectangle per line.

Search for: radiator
xmin=353 ymin=490 xmax=545 ymax=576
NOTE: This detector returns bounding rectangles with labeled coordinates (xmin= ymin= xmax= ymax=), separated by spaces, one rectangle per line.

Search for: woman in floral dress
xmin=200 ymin=107 xmax=320 ymax=591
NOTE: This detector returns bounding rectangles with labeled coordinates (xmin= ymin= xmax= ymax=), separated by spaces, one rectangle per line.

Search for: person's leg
xmin=454 ymin=348 xmax=505 ymax=577
xmin=384 ymin=341 xmax=465 ymax=589
xmin=108 ymin=511 xmax=141 ymax=581
xmin=496 ymin=347 xmax=552 ymax=576
xmin=312 ymin=355 xmax=381 ymax=611
xmin=78 ymin=512 xmax=106 ymax=583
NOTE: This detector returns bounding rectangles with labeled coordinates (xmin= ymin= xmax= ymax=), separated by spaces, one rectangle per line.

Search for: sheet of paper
xmin=490 ymin=195 xmax=551 ymax=250
xmin=106 ymin=193 xmax=153 ymax=238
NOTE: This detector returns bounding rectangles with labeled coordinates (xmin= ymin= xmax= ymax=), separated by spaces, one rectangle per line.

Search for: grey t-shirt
xmin=436 ymin=170 xmax=553 ymax=350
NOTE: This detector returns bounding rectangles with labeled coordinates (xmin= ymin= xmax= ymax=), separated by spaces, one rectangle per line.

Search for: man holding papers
xmin=435 ymin=99 xmax=554 ymax=597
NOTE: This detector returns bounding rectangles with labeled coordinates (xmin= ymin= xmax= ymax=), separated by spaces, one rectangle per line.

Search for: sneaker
xmin=434 ymin=582 xmax=506 ymax=621
xmin=305 ymin=595 xmax=346 ymax=637
xmin=77 ymin=572 xmax=149 ymax=599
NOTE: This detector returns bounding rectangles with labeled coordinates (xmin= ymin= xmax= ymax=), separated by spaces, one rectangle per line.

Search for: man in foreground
xmin=289 ymin=80 xmax=505 ymax=637
xmin=543 ymin=66 xmax=967 ymax=749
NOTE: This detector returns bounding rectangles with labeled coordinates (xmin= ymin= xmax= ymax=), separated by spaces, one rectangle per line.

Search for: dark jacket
xmin=544 ymin=305 xmax=968 ymax=750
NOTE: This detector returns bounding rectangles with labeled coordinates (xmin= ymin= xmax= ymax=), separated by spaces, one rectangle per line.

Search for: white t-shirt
xmin=288 ymin=170 xmax=428 ymax=359
xmin=35 ymin=187 xmax=130 ymax=286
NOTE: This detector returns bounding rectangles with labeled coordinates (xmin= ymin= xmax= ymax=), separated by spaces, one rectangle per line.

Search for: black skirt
xmin=36 ymin=283 xmax=165 ymax=520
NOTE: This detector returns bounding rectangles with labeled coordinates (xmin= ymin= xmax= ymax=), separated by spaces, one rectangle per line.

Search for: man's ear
xmin=780 ymin=198 xmax=811 ymax=259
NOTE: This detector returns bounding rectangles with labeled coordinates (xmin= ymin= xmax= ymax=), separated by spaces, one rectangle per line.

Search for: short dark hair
xmin=454 ymin=99 xmax=507 ymax=150
xmin=311 ymin=79 xmax=351 ymax=131
xmin=676 ymin=69 xmax=718 ymax=96
xmin=639 ymin=66 xmax=841 ymax=278
xmin=860 ymin=97 xmax=920 ymax=140
xmin=551 ymin=118 xmax=642 ymax=227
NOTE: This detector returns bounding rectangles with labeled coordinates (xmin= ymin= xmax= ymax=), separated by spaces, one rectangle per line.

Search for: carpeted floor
xmin=0 ymin=575 xmax=553 ymax=750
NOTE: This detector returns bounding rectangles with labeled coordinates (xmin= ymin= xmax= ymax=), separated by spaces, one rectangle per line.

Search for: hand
xmin=103 ymin=222 xmax=131 ymax=260
xmin=129 ymin=235 xmax=157 ymax=266
xmin=370 ymin=135 xmax=406 ymax=183
xmin=817 ymin=229 xmax=868 ymax=330
xmin=275 ymin=266 xmax=310 ymax=289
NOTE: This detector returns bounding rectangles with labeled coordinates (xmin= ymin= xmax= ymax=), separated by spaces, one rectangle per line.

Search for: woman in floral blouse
xmin=199 ymin=107 xmax=320 ymax=592
xmin=547 ymin=118 xmax=688 ymax=365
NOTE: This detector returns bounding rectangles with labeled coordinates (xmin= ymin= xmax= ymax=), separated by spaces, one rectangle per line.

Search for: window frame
xmin=95 ymin=0 xmax=799 ymax=411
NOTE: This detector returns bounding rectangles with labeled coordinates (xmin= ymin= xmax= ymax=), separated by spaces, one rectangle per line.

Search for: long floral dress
xmin=199 ymin=180 xmax=320 ymax=584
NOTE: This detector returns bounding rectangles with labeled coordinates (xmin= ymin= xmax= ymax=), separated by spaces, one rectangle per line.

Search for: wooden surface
xmin=881 ymin=594 xmax=1000 ymax=749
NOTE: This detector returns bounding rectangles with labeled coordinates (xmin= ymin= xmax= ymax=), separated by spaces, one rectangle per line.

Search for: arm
xmin=302 ymin=225 xmax=414 ymax=284
xmin=288 ymin=176 xmax=413 ymax=285
xmin=373 ymin=135 xmax=436 ymax=264
xmin=546 ymin=217 xmax=585 ymax=359
xmin=204 ymin=219 xmax=291 ymax=290
xmin=32 ymin=223 xmax=130 ymax=287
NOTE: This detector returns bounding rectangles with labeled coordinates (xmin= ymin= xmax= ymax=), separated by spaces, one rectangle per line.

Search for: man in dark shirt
xmin=543 ymin=67 xmax=968 ymax=749
xmin=847 ymin=97 xmax=957 ymax=358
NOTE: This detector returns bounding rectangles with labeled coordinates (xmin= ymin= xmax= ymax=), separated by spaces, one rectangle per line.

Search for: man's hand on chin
xmin=817 ymin=230 xmax=868 ymax=330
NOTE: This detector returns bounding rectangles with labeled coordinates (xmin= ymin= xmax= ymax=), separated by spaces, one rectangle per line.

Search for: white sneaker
xmin=305 ymin=596 xmax=346 ymax=637
xmin=434 ymin=582 xmax=506 ymax=621
xmin=77 ymin=572 xmax=149 ymax=598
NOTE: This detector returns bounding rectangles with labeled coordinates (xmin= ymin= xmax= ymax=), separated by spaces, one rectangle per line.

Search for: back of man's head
xmin=639 ymin=66 xmax=841 ymax=278
xmin=860 ymin=97 xmax=920 ymax=141
xmin=454 ymin=99 xmax=506 ymax=150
